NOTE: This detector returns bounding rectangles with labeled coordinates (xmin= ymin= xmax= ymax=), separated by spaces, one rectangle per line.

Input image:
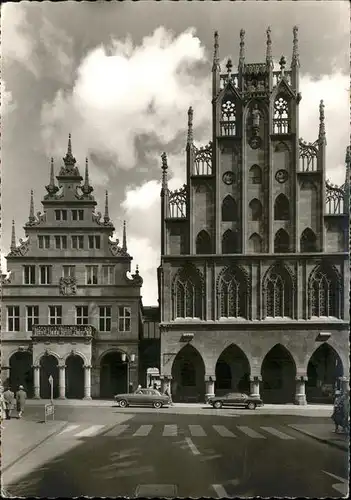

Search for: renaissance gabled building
xmin=158 ymin=28 xmax=349 ymax=404
xmin=1 ymin=137 xmax=143 ymax=399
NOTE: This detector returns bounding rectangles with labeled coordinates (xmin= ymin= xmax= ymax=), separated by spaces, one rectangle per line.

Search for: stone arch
xmin=216 ymin=265 xmax=250 ymax=319
xmin=306 ymin=343 xmax=344 ymax=403
xmin=97 ymin=347 xmax=131 ymax=366
xmin=63 ymin=350 xmax=88 ymax=366
xmin=34 ymin=349 xmax=61 ymax=367
xmin=308 ymin=263 xmax=342 ymax=318
xmin=261 ymin=344 xmax=297 ymax=403
xmin=274 ymin=228 xmax=290 ymax=253
xmin=100 ymin=350 xmax=129 ymax=398
xmin=65 ymin=354 xmax=85 ymax=399
xmin=222 ymin=195 xmax=238 ymax=221
xmin=172 ymin=264 xmax=204 ymax=319
xmin=39 ymin=352 xmax=60 ymax=399
xmin=171 ymin=344 xmax=205 ymax=403
xmin=274 ymin=193 xmax=290 ymax=220
xmin=9 ymin=350 xmax=34 ymax=396
xmin=195 ymin=229 xmax=212 ymax=254
xmin=249 ymin=165 xmax=262 ymax=184
xmin=300 ymin=228 xmax=317 ymax=252
xmin=248 ymin=233 xmax=263 ymax=253
xmin=274 ymin=141 xmax=291 ymax=153
xmin=249 ymin=198 xmax=263 ymax=220
xmin=215 ymin=344 xmax=251 ymax=395
xmin=222 ymin=229 xmax=239 ymax=254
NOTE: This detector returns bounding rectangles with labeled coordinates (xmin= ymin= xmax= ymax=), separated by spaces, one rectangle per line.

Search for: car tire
xmin=213 ymin=401 xmax=222 ymax=409
xmin=153 ymin=401 xmax=162 ymax=409
xmin=247 ymin=402 xmax=256 ymax=410
xmin=119 ymin=399 xmax=128 ymax=408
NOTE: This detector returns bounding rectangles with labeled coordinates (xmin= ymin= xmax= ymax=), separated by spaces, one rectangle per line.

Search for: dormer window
xmin=88 ymin=235 xmax=101 ymax=250
xmin=55 ymin=210 xmax=67 ymax=221
xmin=72 ymin=210 xmax=84 ymax=221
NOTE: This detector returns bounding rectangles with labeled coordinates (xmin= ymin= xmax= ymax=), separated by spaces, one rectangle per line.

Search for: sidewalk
xmin=289 ymin=423 xmax=350 ymax=451
xmin=1 ymin=418 xmax=67 ymax=471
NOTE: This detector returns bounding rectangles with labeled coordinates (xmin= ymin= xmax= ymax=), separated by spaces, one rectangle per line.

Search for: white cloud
xmin=1 ymin=79 xmax=16 ymax=116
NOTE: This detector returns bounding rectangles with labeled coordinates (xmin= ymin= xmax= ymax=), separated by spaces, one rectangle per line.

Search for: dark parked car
xmin=207 ymin=392 xmax=263 ymax=410
xmin=114 ymin=388 xmax=171 ymax=409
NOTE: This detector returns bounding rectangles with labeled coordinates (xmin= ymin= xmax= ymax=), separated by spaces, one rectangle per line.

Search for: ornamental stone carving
xmin=7 ymin=238 xmax=30 ymax=257
xmin=59 ymin=277 xmax=77 ymax=296
xmin=32 ymin=325 xmax=95 ymax=338
xmin=109 ymin=238 xmax=130 ymax=257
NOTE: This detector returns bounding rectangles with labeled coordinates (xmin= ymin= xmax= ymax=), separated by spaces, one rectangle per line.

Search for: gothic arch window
xmin=249 ymin=164 xmax=262 ymax=184
xmin=274 ymin=228 xmax=290 ymax=253
xmin=174 ymin=267 xmax=203 ymax=319
xmin=273 ymin=96 xmax=289 ymax=134
xmin=274 ymin=193 xmax=290 ymax=220
xmin=220 ymin=98 xmax=236 ymax=136
xmin=300 ymin=228 xmax=317 ymax=253
xmin=217 ymin=267 xmax=248 ymax=318
xmin=309 ymin=265 xmax=341 ymax=318
xmin=248 ymin=233 xmax=262 ymax=253
xmin=222 ymin=195 xmax=237 ymax=221
xmin=264 ymin=265 xmax=293 ymax=318
xmin=195 ymin=230 xmax=211 ymax=254
xmin=222 ymin=230 xmax=239 ymax=254
xmin=249 ymin=199 xmax=263 ymax=221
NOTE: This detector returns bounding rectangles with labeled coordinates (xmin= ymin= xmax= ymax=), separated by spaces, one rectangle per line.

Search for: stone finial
xmin=238 ymin=29 xmax=245 ymax=68
xmin=62 ymin=133 xmax=76 ymax=167
xmin=187 ymin=106 xmax=193 ymax=145
xmin=122 ymin=220 xmax=127 ymax=252
xmin=81 ymin=157 xmax=93 ymax=195
xmin=212 ymin=31 xmax=220 ymax=72
xmin=45 ymin=158 xmax=59 ymax=196
xmin=29 ymin=190 xmax=35 ymax=223
xmin=346 ymin=146 xmax=351 ymax=165
xmin=161 ymin=152 xmax=168 ymax=191
xmin=226 ymin=58 xmax=233 ymax=76
xmin=10 ymin=219 xmax=16 ymax=251
xmin=291 ymin=25 xmax=300 ymax=68
xmin=279 ymin=55 xmax=286 ymax=75
xmin=266 ymin=26 xmax=273 ymax=68
xmin=319 ymin=100 xmax=326 ymax=143
xmin=104 ymin=190 xmax=110 ymax=223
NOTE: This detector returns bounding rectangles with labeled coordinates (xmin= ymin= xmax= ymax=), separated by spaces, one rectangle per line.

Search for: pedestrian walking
xmin=15 ymin=385 xmax=27 ymax=419
xmin=164 ymin=386 xmax=174 ymax=406
xmin=3 ymin=387 xmax=15 ymax=420
xmin=331 ymin=390 xmax=344 ymax=433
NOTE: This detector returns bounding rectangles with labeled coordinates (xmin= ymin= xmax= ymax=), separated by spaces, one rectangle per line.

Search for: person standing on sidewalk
xmin=0 ymin=384 xmax=7 ymax=425
xmin=331 ymin=390 xmax=344 ymax=433
xmin=342 ymin=390 xmax=350 ymax=433
xmin=15 ymin=385 xmax=27 ymax=419
xmin=3 ymin=387 xmax=15 ymax=420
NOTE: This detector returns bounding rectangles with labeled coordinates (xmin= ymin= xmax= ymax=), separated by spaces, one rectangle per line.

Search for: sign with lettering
xmin=44 ymin=404 xmax=55 ymax=422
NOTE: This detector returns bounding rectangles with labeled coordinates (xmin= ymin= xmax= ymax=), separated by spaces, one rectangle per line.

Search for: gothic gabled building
xmin=158 ymin=28 xmax=349 ymax=404
xmin=1 ymin=136 xmax=143 ymax=399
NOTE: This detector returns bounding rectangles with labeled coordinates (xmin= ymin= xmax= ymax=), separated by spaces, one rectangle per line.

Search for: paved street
xmin=2 ymin=406 xmax=349 ymax=498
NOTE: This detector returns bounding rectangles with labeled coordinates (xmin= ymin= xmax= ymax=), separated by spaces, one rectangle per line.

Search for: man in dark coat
xmin=3 ymin=387 xmax=15 ymax=420
xmin=15 ymin=385 xmax=27 ymax=419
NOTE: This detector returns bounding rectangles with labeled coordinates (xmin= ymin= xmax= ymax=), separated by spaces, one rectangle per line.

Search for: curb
xmin=289 ymin=425 xmax=349 ymax=452
xmin=2 ymin=421 xmax=68 ymax=473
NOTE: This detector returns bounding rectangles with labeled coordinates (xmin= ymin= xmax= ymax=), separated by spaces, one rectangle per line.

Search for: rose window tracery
xmin=273 ymin=97 xmax=289 ymax=134
xmin=220 ymin=99 xmax=236 ymax=136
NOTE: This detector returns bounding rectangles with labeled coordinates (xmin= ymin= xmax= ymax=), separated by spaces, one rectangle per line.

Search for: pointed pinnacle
xmin=50 ymin=158 xmax=55 ymax=185
xmin=85 ymin=158 xmax=89 ymax=185
xmin=29 ymin=190 xmax=35 ymax=222
xmin=104 ymin=190 xmax=110 ymax=222
xmin=266 ymin=26 xmax=273 ymax=67
xmin=67 ymin=133 xmax=72 ymax=155
xmin=292 ymin=26 xmax=300 ymax=67
xmin=187 ymin=106 xmax=193 ymax=145
xmin=122 ymin=220 xmax=127 ymax=252
xmin=212 ymin=31 xmax=220 ymax=71
xmin=239 ymin=29 xmax=245 ymax=68
xmin=10 ymin=219 xmax=16 ymax=251
xmin=319 ymin=100 xmax=326 ymax=141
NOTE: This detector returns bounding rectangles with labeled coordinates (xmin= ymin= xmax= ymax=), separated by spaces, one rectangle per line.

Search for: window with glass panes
xmin=55 ymin=210 xmax=67 ymax=221
xmin=118 ymin=306 xmax=131 ymax=331
xmin=55 ymin=235 xmax=67 ymax=249
xmin=88 ymin=235 xmax=101 ymax=249
xmin=23 ymin=266 xmax=36 ymax=285
xmin=62 ymin=265 xmax=76 ymax=278
xmin=99 ymin=306 xmax=112 ymax=331
xmin=102 ymin=265 xmax=114 ymax=285
xmin=72 ymin=209 xmax=84 ymax=221
xmin=49 ymin=306 xmax=62 ymax=325
xmin=26 ymin=306 xmax=39 ymax=331
xmin=7 ymin=306 xmax=20 ymax=331
xmin=86 ymin=265 xmax=98 ymax=284
xmin=76 ymin=306 xmax=89 ymax=325
xmin=38 ymin=235 xmax=50 ymax=249
xmin=72 ymin=235 xmax=84 ymax=249
xmin=39 ymin=265 xmax=52 ymax=285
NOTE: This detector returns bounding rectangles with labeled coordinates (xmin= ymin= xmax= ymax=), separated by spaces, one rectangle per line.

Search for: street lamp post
xmin=121 ymin=353 xmax=135 ymax=393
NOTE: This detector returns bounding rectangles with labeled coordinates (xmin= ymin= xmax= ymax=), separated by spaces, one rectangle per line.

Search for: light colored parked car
xmin=114 ymin=388 xmax=171 ymax=409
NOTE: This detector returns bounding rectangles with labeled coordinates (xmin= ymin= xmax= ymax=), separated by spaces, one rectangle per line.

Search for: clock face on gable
xmin=222 ymin=171 xmax=235 ymax=185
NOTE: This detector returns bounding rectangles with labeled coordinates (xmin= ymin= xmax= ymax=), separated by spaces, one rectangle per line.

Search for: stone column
xmin=84 ymin=365 xmax=92 ymax=400
xmin=295 ymin=376 xmax=307 ymax=405
xmin=58 ymin=365 xmax=66 ymax=399
xmin=339 ymin=376 xmax=350 ymax=394
xmin=33 ymin=365 xmax=41 ymax=399
xmin=205 ymin=375 xmax=215 ymax=402
xmin=250 ymin=375 xmax=261 ymax=399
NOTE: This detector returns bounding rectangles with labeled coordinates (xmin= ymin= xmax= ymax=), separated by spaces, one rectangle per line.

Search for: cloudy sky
xmin=1 ymin=1 xmax=349 ymax=305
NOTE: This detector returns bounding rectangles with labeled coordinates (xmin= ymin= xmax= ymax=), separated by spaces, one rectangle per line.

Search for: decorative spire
xmin=266 ymin=27 xmax=273 ymax=68
xmin=226 ymin=59 xmax=233 ymax=76
xmin=238 ymin=29 xmax=245 ymax=68
xmin=291 ymin=26 xmax=300 ymax=68
xmin=62 ymin=133 xmax=77 ymax=167
xmin=212 ymin=31 xmax=220 ymax=72
xmin=279 ymin=55 xmax=286 ymax=77
xmin=45 ymin=158 xmax=59 ymax=196
xmin=161 ymin=152 xmax=168 ymax=191
xmin=10 ymin=220 xmax=16 ymax=251
xmin=81 ymin=157 xmax=93 ymax=195
xmin=187 ymin=106 xmax=193 ymax=145
xmin=318 ymin=100 xmax=326 ymax=143
xmin=122 ymin=220 xmax=127 ymax=252
xmin=29 ymin=190 xmax=35 ymax=224
xmin=104 ymin=190 xmax=110 ymax=223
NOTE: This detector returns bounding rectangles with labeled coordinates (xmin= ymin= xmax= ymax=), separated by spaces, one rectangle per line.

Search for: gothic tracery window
xmin=174 ymin=267 xmax=202 ymax=319
xmin=221 ymin=99 xmax=236 ymax=136
xmin=274 ymin=194 xmax=290 ymax=220
xmin=195 ymin=230 xmax=212 ymax=254
xmin=300 ymin=228 xmax=317 ymax=252
xmin=273 ymin=96 xmax=289 ymax=134
xmin=265 ymin=267 xmax=293 ymax=318
xmin=218 ymin=267 xmax=248 ymax=318
xmin=309 ymin=266 xmax=340 ymax=318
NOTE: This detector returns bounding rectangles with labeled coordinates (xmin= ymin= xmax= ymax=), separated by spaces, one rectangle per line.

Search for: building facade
xmin=1 ymin=137 xmax=143 ymax=399
xmin=158 ymin=28 xmax=349 ymax=404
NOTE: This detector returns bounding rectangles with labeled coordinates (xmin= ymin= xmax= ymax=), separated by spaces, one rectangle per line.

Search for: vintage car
xmin=207 ymin=392 xmax=264 ymax=410
xmin=114 ymin=388 xmax=171 ymax=409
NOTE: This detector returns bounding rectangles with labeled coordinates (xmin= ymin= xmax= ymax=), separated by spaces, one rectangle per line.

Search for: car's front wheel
xmin=119 ymin=399 xmax=128 ymax=408
xmin=247 ymin=402 xmax=256 ymax=410
xmin=213 ymin=401 xmax=223 ymax=409
xmin=153 ymin=401 xmax=162 ymax=409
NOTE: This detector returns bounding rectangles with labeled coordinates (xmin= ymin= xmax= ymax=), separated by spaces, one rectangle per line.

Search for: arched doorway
xmin=261 ymin=344 xmax=296 ymax=403
xmin=215 ymin=345 xmax=250 ymax=396
xmin=9 ymin=351 xmax=34 ymax=397
xmin=171 ymin=345 xmax=205 ymax=403
xmin=100 ymin=352 xmax=128 ymax=398
xmin=65 ymin=355 xmax=85 ymax=399
xmin=306 ymin=343 xmax=343 ymax=403
xmin=40 ymin=354 xmax=59 ymax=399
